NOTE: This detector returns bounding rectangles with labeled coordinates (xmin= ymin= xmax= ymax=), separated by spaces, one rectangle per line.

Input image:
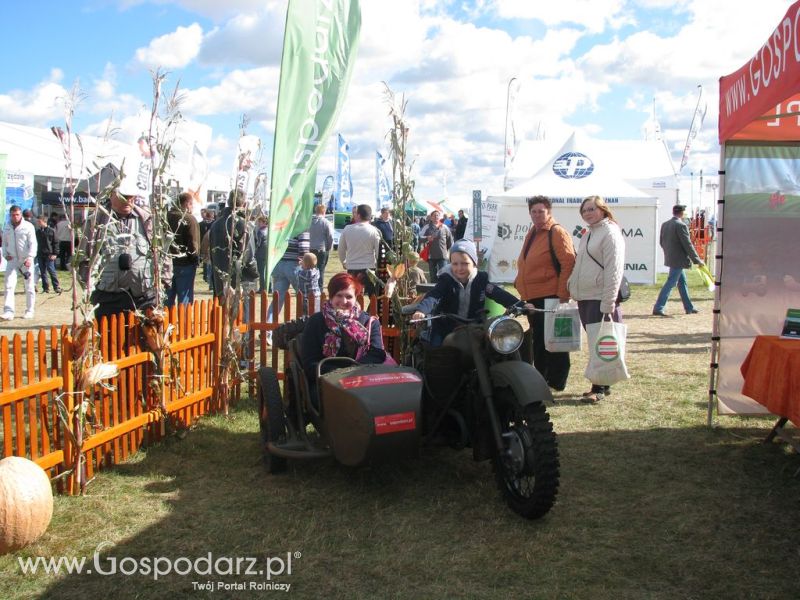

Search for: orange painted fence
xmin=0 ymin=291 xmax=397 ymax=494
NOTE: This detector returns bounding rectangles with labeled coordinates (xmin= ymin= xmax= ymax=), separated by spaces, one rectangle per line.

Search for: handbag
xmin=419 ymin=242 xmax=431 ymax=262
xmin=543 ymin=298 xmax=581 ymax=353
xmin=585 ymin=233 xmax=630 ymax=303
xmin=585 ymin=316 xmax=630 ymax=386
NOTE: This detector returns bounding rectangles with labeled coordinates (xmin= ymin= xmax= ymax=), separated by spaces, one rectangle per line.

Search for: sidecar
xmin=258 ymin=323 xmax=423 ymax=473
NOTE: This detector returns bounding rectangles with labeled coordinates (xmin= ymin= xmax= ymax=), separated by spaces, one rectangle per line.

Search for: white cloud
xmin=197 ymin=4 xmax=286 ymax=66
xmin=0 ymin=70 xmax=70 ymax=125
xmin=133 ymin=23 xmax=204 ymax=70
xmin=494 ymin=0 xmax=635 ymax=33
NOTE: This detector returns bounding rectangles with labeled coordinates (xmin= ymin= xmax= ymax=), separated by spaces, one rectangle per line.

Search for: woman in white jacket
xmin=567 ymin=195 xmax=625 ymax=403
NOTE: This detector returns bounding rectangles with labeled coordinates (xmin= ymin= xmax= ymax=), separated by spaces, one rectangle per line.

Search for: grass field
xmin=1 ymin=269 xmax=799 ymax=599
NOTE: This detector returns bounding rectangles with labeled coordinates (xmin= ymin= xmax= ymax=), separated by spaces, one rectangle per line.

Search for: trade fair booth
xmin=710 ymin=0 xmax=800 ymax=433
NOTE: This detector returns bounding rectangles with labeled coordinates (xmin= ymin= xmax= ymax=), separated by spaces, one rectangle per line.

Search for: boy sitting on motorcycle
xmin=411 ymin=239 xmax=532 ymax=346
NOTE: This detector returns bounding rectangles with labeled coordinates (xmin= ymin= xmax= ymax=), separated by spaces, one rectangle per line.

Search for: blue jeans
xmin=166 ymin=263 xmax=197 ymax=307
xmin=37 ymin=256 xmax=60 ymax=292
xmin=654 ymin=267 xmax=695 ymax=313
xmin=268 ymin=260 xmax=299 ymax=321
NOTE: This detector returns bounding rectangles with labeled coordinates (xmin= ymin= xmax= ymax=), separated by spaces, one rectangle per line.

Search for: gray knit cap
xmin=450 ymin=239 xmax=478 ymax=265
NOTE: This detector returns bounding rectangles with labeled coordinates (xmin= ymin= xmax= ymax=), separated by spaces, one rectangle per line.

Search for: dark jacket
xmin=208 ymin=207 xmax=258 ymax=296
xmin=301 ymin=311 xmax=386 ymax=385
xmin=415 ymin=268 xmax=519 ymax=342
xmin=455 ymin=216 xmax=468 ymax=240
xmin=36 ymin=224 xmax=58 ymax=257
xmin=167 ymin=206 xmax=201 ymax=267
xmin=660 ymin=217 xmax=702 ymax=269
xmin=373 ymin=218 xmax=393 ymax=243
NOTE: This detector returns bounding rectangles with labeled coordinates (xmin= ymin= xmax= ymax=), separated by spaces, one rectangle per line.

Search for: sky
xmin=0 ymin=0 xmax=794 ymax=210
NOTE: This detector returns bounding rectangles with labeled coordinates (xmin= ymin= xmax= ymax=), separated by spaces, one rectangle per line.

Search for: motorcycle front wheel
xmin=258 ymin=367 xmax=288 ymax=474
xmin=493 ymin=396 xmax=559 ymax=519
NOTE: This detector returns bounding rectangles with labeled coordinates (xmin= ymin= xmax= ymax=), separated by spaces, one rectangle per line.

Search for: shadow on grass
xmin=629 ymin=331 xmax=711 ymax=354
xmin=20 ymin=400 xmax=799 ymax=600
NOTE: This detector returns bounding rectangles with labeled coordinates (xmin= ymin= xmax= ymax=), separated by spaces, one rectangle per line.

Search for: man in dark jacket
xmin=208 ymin=191 xmax=258 ymax=300
xmin=455 ymin=209 xmax=468 ymax=240
xmin=166 ymin=192 xmax=201 ymax=306
xmin=35 ymin=215 xmax=62 ymax=294
xmin=653 ymin=204 xmax=704 ymax=316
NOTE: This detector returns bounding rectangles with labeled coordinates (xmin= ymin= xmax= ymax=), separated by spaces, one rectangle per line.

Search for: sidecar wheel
xmin=258 ymin=367 xmax=288 ymax=474
xmin=493 ymin=398 xmax=559 ymax=520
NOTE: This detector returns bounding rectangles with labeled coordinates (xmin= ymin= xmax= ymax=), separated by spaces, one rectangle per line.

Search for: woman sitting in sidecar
xmin=300 ymin=271 xmax=387 ymax=404
xmin=258 ymin=271 xmax=423 ymax=474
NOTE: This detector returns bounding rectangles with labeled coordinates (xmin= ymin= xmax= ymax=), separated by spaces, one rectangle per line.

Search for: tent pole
xmin=707 ymin=147 xmax=726 ymax=427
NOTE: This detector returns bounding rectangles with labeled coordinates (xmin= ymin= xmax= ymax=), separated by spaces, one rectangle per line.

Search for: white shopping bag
xmin=585 ymin=316 xmax=630 ymax=386
xmin=544 ymin=298 xmax=582 ymax=353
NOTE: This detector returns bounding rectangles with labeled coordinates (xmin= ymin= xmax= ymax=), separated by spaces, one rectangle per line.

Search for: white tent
xmin=482 ymin=132 xmax=659 ymax=284
xmin=504 ymin=131 xmax=680 ymax=272
xmin=0 ymin=120 xmax=217 ymax=196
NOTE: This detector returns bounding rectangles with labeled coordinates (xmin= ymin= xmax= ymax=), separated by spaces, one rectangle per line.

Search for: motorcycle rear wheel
xmin=258 ymin=367 xmax=288 ymax=474
xmin=493 ymin=397 xmax=559 ymax=519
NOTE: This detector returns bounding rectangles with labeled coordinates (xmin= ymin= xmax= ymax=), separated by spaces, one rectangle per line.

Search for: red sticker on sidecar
xmin=374 ymin=411 xmax=417 ymax=435
xmin=339 ymin=372 xmax=422 ymax=388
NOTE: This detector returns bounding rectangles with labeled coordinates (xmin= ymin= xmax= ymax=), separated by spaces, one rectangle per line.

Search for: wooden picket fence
xmin=0 ymin=291 xmax=397 ymax=494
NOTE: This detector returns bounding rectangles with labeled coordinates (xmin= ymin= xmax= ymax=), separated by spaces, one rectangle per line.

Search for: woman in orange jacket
xmin=514 ymin=196 xmax=576 ymax=391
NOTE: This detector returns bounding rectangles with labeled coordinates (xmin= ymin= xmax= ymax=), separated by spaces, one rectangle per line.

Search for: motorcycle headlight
xmin=487 ymin=316 xmax=524 ymax=354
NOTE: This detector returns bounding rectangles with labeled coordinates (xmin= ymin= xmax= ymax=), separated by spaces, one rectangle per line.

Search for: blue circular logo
xmin=552 ymin=152 xmax=594 ymax=179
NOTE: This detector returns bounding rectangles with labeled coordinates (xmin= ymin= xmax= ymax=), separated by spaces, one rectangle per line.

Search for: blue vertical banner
xmin=375 ymin=151 xmax=392 ymax=209
xmin=334 ymin=133 xmax=353 ymax=211
xmin=320 ymin=174 xmax=335 ymax=211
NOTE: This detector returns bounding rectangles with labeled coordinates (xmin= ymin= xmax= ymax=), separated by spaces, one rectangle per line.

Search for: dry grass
xmin=1 ymin=270 xmax=799 ymax=599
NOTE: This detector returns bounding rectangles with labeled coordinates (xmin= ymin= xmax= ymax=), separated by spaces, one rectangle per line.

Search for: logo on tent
xmin=552 ymin=152 xmax=594 ymax=179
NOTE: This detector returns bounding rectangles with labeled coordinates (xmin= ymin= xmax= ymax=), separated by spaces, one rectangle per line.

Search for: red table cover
xmin=741 ymin=336 xmax=800 ymax=427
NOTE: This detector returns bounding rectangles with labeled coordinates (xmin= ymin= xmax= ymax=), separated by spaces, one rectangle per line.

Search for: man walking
xmin=35 ymin=214 xmax=62 ymax=294
xmin=166 ymin=192 xmax=201 ymax=306
xmin=653 ymin=204 xmax=704 ymax=316
xmin=308 ymin=203 xmax=334 ymax=286
xmin=2 ymin=205 xmax=38 ymax=320
xmin=338 ymin=204 xmax=381 ymax=298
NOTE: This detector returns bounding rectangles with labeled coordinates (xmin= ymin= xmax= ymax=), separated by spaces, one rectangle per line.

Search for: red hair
xmin=327 ymin=271 xmax=363 ymax=297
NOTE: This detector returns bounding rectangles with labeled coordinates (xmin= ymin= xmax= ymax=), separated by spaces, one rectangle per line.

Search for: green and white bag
xmin=544 ymin=299 xmax=582 ymax=353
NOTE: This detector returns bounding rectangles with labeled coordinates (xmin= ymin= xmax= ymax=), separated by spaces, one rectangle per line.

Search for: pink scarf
xmin=321 ymin=300 xmax=369 ymax=360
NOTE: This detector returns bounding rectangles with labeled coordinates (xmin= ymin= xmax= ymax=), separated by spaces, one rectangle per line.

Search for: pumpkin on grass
xmin=0 ymin=457 xmax=54 ymax=555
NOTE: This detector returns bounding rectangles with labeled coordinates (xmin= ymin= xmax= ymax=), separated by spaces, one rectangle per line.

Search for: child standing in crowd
xmin=298 ymin=252 xmax=321 ymax=316
xmin=406 ymin=251 xmax=427 ymax=298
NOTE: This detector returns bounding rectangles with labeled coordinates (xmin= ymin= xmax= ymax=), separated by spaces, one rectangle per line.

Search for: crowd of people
xmin=1 ymin=184 xmax=705 ymax=404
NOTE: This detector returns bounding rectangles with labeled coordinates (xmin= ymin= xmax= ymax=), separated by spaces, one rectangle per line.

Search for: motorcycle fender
xmin=489 ymin=361 xmax=553 ymax=406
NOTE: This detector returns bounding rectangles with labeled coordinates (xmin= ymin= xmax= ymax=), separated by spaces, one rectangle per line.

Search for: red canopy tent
xmin=710 ymin=0 xmax=800 ymax=423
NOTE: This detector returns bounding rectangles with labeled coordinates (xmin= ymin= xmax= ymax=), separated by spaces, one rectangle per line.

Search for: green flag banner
xmin=267 ymin=0 xmax=361 ymax=278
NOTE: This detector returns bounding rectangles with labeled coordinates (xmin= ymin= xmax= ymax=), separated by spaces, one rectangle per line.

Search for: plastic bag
xmin=544 ymin=298 xmax=582 ymax=353
xmin=419 ymin=242 xmax=431 ymax=261
xmin=697 ymin=264 xmax=715 ymax=292
xmin=585 ymin=316 xmax=630 ymax=386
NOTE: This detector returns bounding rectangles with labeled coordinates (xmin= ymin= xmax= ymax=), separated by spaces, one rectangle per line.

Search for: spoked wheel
xmin=258 ymin=367 xmax=288 ymax=474
xmin=493 ymin=396 xmax=559 ymax=519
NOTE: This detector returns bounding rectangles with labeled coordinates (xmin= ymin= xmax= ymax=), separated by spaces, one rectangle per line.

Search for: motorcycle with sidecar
xmin=257 ymin=302 xmax=560 ymax=520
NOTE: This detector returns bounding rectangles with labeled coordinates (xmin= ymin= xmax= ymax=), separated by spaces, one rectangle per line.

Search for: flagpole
xmin=680 ymin=85 xmax=704 ymax=173
xmin=503 ymin=77 xmax=517 ymax=171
